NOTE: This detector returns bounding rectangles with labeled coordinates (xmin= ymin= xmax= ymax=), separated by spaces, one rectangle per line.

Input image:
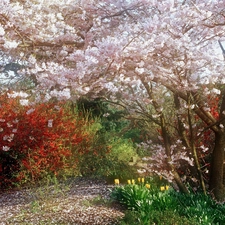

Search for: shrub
xmin=75 ymin=98 xmax=140 ymax=181
xmin=0 ymin=94 xmax=92 ymax=188
xmin=109 ymin=138 xmax=138 ymax=163
xmin=101 ymin=137 xmax=139 ymax=182
xmin=75 ymin=118 xmax=112 ymax=177
xmin=77 ymin=121 xmax=138 ymax=181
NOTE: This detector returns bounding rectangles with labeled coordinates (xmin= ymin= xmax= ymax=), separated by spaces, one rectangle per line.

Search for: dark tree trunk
xmin=209 ymin=131 xmax=225 ymax=201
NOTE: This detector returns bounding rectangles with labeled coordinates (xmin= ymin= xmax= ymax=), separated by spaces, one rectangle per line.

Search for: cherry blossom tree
xmin=1 ymin=0 xmax=225 ymax=200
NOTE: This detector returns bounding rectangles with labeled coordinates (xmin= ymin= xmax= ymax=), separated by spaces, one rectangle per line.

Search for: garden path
xmin=0 ymin=177 xmax=124 ymax=225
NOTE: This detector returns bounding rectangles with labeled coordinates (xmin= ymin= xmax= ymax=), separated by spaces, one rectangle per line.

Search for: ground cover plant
xmin=111 ymin=177 xmax=225 ymax=225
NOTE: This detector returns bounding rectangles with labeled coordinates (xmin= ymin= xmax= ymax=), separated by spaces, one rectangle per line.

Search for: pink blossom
xmin=2 ymin=146 xmax=10 ymax=151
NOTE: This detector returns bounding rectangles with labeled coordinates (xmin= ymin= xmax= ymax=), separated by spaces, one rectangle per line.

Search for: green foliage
xmin=111 ymin=184 xmax=152 ymax=212
xmin=74 ymin=97 xmax=145 ymax=181
xmin=149 ymin=189 xmax=177 ymax=211
xmin=111 ymin=181 xmax=225 ymax=225
xmin=100 ymin=137 xmax=138 ymax=182
xmin=77 ymin=116 xmax=138 ymax=180
xmin=76 ymin=97 xmax=108 ymax=118
xmin=147 ymin=210 xmax=198 ymax=225
xmin=117 ymin=209 xmax=197 ymax=225
xmin=75 ymin=117 xmax=109 ymax=177
xmin=75 ymin=97 xmax=146 ymax=142
xmin=109 ymin=138 xmax=138 ymax=162
xmin=117 ymin=210 xmax=143 ymax=225
xmin=173 ymin=191 xmax=225 ymax=224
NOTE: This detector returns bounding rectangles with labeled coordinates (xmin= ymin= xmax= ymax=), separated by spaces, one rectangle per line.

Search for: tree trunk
xmin=209 ymin=131 xmax=225 ymax=201
xmin=172 ymin=169 xmax=189 ymax=194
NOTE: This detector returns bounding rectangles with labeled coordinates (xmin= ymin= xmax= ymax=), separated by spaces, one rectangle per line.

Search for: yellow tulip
xmin=131 ymin=179 xmax=135 ymax=184
xmin=145 ymin=183 xmax=150 ymax=189
xmin=114 ymin=179 xmax=120 ymax=185
xmin=127 ymin=179 xmax=131 ymax=184
xmin=165 ymin=185 xmax=169 ymax=190
xmin=138 ymin=177 xmax=141 ymax=182
xmin=141 ymin=178 xmax=145 ymax=183
xmin=160 ymin=186 xmax=165 ymax=191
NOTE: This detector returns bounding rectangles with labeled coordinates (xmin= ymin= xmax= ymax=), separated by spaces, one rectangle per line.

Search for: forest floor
xmin=0 ymin=177 xmax=125 ymax=225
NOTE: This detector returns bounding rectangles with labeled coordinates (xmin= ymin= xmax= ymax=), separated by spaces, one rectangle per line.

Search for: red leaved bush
xmin=0 ymin=94 xmax=91 ymax=188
